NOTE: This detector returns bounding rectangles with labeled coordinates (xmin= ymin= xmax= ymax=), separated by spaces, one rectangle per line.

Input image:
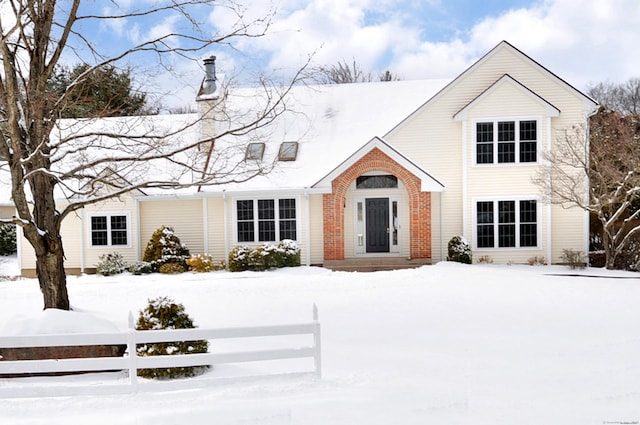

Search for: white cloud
xmin=214 ymin=0 xmax=640 ymax=90
xmin=107 ymin=0 xmax=640 ymax=108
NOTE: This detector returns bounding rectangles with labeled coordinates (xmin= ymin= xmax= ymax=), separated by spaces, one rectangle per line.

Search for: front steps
xmin=323 ymin=257 xmax=431 ymax=272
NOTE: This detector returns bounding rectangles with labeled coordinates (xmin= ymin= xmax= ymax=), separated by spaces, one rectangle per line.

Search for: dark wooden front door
xmin=366 ymin=198 xmax=389 ymax=253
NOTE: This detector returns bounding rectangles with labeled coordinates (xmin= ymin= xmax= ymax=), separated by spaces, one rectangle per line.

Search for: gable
xmin=453 ymin=74 xmax=560 ymax=121
xmin=312 ymin=137 xmax=444 ymax=192
xmin=386 ymin=40 xmax=597 ymax=140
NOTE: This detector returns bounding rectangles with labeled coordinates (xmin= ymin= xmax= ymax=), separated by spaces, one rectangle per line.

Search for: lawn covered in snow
xmin=1 ymin=258 xmax=639 ymax=424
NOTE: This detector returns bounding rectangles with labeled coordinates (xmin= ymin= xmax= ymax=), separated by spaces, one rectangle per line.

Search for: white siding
xmin=139 ymin=199 xmax=204 ymax=258
xmin=205 ymin=197 xmax=227 ymax=262
xmin=387 ymin=44 xmax=591 ymax=264
xmin=307 ymin=194 xmax=324 ymax=265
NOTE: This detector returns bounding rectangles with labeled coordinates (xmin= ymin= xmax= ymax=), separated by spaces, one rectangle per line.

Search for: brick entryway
xmin=323 ymin=147 xmax=432 ymax=261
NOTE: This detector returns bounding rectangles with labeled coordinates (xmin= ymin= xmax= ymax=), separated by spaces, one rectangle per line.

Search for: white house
xmin=7 ymin=41 xmax=598 ymax=276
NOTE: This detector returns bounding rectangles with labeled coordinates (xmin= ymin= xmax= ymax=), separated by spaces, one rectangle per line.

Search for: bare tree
xmin=534 ymin=110 xmax=640 ymax=269
xmin=588 ymin=78 xmax=640 ymax=116
xmin=0 ymin=1 xmax=310 ymax=309
xmin=313 ymin=59 xmax=399 ymax=84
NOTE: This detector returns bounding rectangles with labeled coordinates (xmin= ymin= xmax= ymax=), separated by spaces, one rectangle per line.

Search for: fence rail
xmin=0 ymin=305 xmax=321 ymax=398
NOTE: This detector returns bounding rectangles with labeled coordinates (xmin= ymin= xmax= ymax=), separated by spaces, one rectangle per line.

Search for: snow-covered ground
xmin=1 ymin=256 xmax=640 ymax=425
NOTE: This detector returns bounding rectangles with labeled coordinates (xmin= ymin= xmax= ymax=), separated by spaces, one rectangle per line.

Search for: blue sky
xmin=53 ymin=0 xmax=640 ymax=109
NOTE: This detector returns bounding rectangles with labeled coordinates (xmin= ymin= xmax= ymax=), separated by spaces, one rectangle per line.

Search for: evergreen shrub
xmin=135 ymin=296 xmax=209 ymax=379
xmin=142 ymin=226 xmax=190 ymax=271
xmin=0 ymin=223 xmax=17 ymax=256
xmin=447 ymin=236 xmax=472 ymax=264
xmin=127 ymin=261 xmax=153 ymax=275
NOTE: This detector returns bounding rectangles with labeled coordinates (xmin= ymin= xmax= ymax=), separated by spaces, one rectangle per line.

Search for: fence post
xmin=127 ymin=311 xmax=138 ymax=388
xmin=313 ymin=304 xmax=322 ymax=378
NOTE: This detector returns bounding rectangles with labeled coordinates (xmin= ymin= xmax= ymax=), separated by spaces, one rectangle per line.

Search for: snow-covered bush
xmin=127 ymin=261 xmax=153 ymax=275
xmin=0 ymin=223 xmax=17 ymax=256
xmin=278 ymin=239 xmax=302 ymax=267
xmin=228 ymin=245 xmax=252 ymax=272
xmin=135 ymin=296 xmax=209 ymax=379
xmin=228 ymin=240 xmax=301 ymax=272
xmin=185 ymin=254 xmax=223 ymax=273
xmin=96 ymin=252 xmax=128 ymax=276
xmin=447 ymin=236 xmax=472 ymax=264
xmin=157 ymin=262 xmax=186 ymax=274
xmin=142 ymin=226 xmax=190 ymax=272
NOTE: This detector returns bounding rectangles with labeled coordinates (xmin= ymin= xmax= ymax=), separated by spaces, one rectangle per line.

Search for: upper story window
xmin=278 ymin=142 xmax=299 ymax=161
xmin=356 ymin=175 xmax=398 ymax=189
xmin=476 ymin=120 xmax=538 ymax=165
xmin=236 ymin=198 xmax=297 ymax=243
xmin=245 ymin=143 xmax=265 ymax=160
xmin=90 ymin=214 xmax=129 ymax=247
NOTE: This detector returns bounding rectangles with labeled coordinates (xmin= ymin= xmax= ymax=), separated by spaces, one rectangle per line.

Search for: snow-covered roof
xmin=198 ymin=78 xmax=450 ymax=195
xmin=0 ymin=78 xmax=452 ymax=205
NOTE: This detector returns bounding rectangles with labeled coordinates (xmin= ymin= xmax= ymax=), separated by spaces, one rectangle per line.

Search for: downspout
xmin=80 ymin=208 xmax=85 ymax=273
xmin=461 ymin=121 xmax=468 ymax=240
xmin=135 ymin=198 xmax=141 ymax=261
xmin=304 ymin=189 xmax=311 ymax=266
xmin=223 ymin=190 xmax=229 ymax=265
xmin=440 ymin=191 xmax=444 ymax=263
xmin=546 ymin=117 xmax=552 ymax=263
xmin=584 ymin=105 xmax=599 ymax=262
xmin=202 ymin=197 xmax=209 ymax=254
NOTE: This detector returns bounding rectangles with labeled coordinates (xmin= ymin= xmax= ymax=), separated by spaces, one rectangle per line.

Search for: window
xmin=519 ymin=120 xmax=537 ymax=163
xmin=476 ymin=120 xmax=538 ymax=164
xmin=476 ymin=122 xmax=494 ymax=164
xmin=278 ymin=142 xmax=299 ymax=161
xmin=236 ymin=200 xmax=255 ymax=243
xmin=90 ymin=214 xmax=128 ymax=247
xmin=476 ymin=201 xmax=494 ymax=248
xmin=245 ymin=143 xmax=265 ymax=160
xmin=519 ymin=200 xmax=537 ymax=247
xmin=498 ymin=121 xmax=515 ymax=163
xmin=236 ymin=198 xmax=297 ymax=242
xmin=279 ymin=198 xmax=297 ymax=240
xmin=475 ymin=200 xmax=537 ymax=248
xmin=356 ymin=175 xmax=398 ymax=189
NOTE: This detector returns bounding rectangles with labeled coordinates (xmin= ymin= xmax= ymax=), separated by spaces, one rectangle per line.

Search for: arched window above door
xmin=356 ymin=174 xmax=398 ymax=189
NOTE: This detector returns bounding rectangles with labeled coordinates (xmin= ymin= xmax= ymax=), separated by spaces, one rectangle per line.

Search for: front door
xmin=365 ymin=198 xmax=389 ymax=253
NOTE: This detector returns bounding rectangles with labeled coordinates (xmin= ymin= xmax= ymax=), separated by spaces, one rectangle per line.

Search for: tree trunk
xmin=36 ymin=245 xmax=70 ymax=310
xmin=35 ymin=243 xmax=70 ymax=310
xmin=602 ymin=231 xmax=616 ymax=270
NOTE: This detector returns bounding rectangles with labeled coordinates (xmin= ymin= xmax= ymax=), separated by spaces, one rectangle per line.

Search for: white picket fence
xmin=0 ymin=305 xmax=321 ymax=398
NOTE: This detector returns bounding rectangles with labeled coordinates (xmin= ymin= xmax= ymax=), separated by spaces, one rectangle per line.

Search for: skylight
xmin=278 ymin=142 xmax=298 ymax=161
xmin=245 ymin=143 xmax=265 ymax=160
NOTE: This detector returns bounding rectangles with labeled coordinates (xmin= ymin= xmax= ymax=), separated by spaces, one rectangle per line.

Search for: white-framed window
xmin=475 ymin=119 xmax=538 ymax=165
xmin=89 ymin=213 xmax=130 ymax=247
xmin=235 ymin=198 xmax=297 ymax=243
xmin=475 ymin=199 xmax=538 ymax=249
